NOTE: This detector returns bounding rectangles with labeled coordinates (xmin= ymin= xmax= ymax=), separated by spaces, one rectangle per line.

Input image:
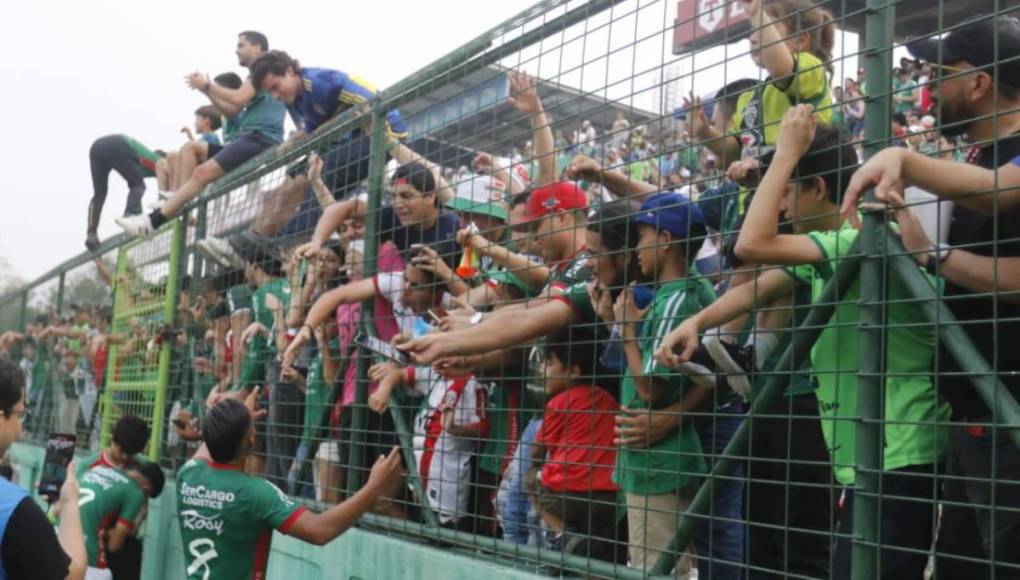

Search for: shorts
xmin=210 ymin=131 xmax=277 ymax=174
xmin=316 ymin=440 xmax=340 ymax=463
xmin=85 ymin=567 xmax=114 ymax=580
xmin=337 ymin=404 xmax=398 ymax=471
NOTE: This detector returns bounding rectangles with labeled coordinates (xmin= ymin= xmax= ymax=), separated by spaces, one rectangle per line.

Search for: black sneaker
xmin=704 ymin=329 xmax=754 ymax=399
xmin=674 ymin=342 xmax=718 ymax=390
xmin=85 ymin=232 xmax=100 ymax=252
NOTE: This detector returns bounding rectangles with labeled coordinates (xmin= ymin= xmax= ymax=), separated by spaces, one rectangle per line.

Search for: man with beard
xmin=839 ymin=14 xmax=1020 ymax=578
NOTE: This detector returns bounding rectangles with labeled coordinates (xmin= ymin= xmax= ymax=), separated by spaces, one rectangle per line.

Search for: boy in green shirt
xmin=613 ymin=191 xmax=712 ymax=573
xmin=657 ymin=107 xmax=948 ymax=579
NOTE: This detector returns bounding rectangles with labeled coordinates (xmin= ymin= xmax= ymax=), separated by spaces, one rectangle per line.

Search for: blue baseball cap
xmin=633 ymin=192 xmax=705 ymax=240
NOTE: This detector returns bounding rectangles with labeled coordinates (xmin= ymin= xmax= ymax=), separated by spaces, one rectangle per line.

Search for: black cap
xmin=908 ymin=14 xmax=1020 ymax=88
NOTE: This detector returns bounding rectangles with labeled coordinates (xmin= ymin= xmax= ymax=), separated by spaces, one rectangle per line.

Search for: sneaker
xmin=85 ymin=232 xmax=100 ymax=252
xmin=704 ymin=328 xmax=754 ymax=399
xmin=674 ymin=342 xmax=718 ymax=390
xmin=196 ymin=236 xmax=246 ymax=270
xmin=115 ymin=214 xmax=156 ymax=240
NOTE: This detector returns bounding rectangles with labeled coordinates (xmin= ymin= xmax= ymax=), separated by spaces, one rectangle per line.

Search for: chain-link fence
xmin=3 ymin=1 xmax=1020 ymax=578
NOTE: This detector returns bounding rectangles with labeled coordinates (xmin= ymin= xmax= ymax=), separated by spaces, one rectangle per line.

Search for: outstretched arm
xmin=736 ymin=105 xmax=825 ymax=265
xmin=508 ymin=71 xmax=556 ymax=187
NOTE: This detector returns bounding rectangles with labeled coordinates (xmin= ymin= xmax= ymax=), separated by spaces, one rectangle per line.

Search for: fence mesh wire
xmin=3 ymin=1 xmax=1020 ymax=578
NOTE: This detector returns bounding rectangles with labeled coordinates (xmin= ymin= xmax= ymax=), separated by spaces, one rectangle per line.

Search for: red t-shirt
xmin=536 ymin=385 xmax=619 ymax=492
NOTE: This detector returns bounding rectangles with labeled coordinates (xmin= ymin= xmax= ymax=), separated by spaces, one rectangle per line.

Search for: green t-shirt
xmin=614 ymin=278 xmax=711 ymax=495
xmin=301 ymin=348 xmax=334 ymax=444
xmin=177 ymin=458 xmax=305 ymax=580
xmin=893 ymin=78 xmax=918 ymax=113
xmin=226 ymin=285 xmax=253 ymax=313
xmin=236 ymin=90 xmax=286 ymax=144
xmin=78 ymin=465 xmax=146 ymax=568
xmin=123 ymin=135 xmax=161 ymax=179
xmin=477 ymin=380 xmax=522 ymax=476
xmin=731 ymin=52 xmax=833 ymax=161
xmin=786 ymin=226 xmax=949 ymax=485
xmin=237 ymin=279 xmax=291 ymax=390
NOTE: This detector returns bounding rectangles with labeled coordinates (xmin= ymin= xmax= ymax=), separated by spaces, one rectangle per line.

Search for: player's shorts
xmin=210 ymin=131 xmax=277 ymax=174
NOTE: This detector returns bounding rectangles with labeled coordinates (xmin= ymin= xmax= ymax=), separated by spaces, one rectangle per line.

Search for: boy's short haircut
xmin=135 ymin=462 xmax=166 ymax=498
xmin=214 ymin=72 xmax=243 ymax=90
xmin=392 ymin=162 xmax=438 ymax=204
xmin=714 ymin=78 xmax=758 ymax=121
xmin=195 ymin=105 xmax=222 ymax=131
xmin=762 ymin=124 xmax=858 ymax=205
xmin=112 ymin=414 xmax=150 ymax=456
xmin=203 ymin=399 xmax=251 ymax=464
xmin=239 ymin=30 xmax=269 ymax=52
xmin=250 ymin=51 xmax=300 ymax=92
xmin=546 ymin=326 xmax=599 ymax=380
xmin=892 ymin=111 xmax=908 ymax=127
xmin=0 ymin=359 xmax=24 ymax=417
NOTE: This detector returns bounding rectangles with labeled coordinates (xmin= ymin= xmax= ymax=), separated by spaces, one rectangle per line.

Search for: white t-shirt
xmin=409 ymin=366 xmax=486 ymax=523
xmin=372 ymin=272 xmax=455 ymax=337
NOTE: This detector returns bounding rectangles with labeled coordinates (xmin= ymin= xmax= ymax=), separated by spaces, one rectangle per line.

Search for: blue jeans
xmin=496 ymin=418 xmax=542 ymax=545
xmin=693 ymin=399 xmax=746 ymax=580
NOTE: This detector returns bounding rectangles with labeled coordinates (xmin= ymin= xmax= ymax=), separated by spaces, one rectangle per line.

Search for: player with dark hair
xmin=176 ymin=394 xmax=401 ymax=580
xmin=77 ymin=414 xmax=150 ymax=477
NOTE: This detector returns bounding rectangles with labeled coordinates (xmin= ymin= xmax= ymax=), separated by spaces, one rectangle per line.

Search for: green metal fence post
xmin=17 ymin=292 xmax=28 ymax=333
xmin=651 ymin=243 xmax=864 ymax=574
xmin=148 ymin=220 xmax=184 ymax=462
xmin=884 ymin=228 xmax=1020 ymax=448
xmin=851 ymin=1 xmax=895 ymax=577
xmin=55 ymin=271 xmax=66 ymax=315
xmin=346 ymin=111 xmax=387 ymax=495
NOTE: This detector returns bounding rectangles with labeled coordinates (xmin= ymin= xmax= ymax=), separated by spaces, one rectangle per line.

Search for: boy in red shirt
xmin=527 ymin=327 xmax=623 ymax=563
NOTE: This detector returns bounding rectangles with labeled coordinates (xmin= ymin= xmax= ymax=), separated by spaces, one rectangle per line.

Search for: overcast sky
xmin=0 ymin=0 xmax=868 ymax=284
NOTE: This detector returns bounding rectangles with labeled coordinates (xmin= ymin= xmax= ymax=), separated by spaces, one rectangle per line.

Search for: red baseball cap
xmin=526 ymin=181 xmax=588 ymax=220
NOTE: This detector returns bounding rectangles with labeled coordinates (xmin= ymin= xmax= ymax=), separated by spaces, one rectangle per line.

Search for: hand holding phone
xmin=38 ymin=433 xmax=77 ymax=501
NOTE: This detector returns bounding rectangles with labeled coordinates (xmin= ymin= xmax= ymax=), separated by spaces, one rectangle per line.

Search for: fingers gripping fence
xmin=4 ymin=1 xmax=1020 ymax=578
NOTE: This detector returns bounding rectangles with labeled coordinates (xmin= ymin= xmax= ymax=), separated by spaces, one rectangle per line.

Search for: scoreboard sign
xmin=672 ymin=0 xmax=751 ymax=54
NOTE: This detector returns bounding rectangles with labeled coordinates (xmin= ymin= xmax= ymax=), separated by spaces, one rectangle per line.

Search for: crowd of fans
xmin=4 ymin=2 xmax=1020 ymax=579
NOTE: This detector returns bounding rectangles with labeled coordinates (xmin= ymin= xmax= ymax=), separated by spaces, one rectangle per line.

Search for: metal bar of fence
xmin=651 ymin=243 xmax=865 ymax=575
xmin=148 ymin=219 xmax=184 ymax=462
xmin=347 ymin=111 xmax=387 ymax=496
xmin=884 ymin=227 xmax=1020 ymax=448
xmin=851 ymin=0 xmax=896 ymax=575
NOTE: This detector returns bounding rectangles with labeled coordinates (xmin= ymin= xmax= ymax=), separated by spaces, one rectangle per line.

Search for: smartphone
xmin=38 ymin=433 xmax=77 ymax=500
xmin=299 ymin=257 xmax=308 ymax=283
xmin=354 ymin=332 xmax=409 ymax=366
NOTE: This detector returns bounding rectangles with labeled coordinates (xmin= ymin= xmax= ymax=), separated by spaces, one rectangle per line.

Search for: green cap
xmin=446 ymin=175 xmax=508 ymax=221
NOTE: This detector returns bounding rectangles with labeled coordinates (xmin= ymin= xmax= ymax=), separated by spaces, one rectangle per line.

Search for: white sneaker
xmin=704 ymin=328 xmax=753 ymax=399
xmin=196 ymin=236 xmax=246 ymax=270
xmin=115 ymin=214 xmax=156 ymax=240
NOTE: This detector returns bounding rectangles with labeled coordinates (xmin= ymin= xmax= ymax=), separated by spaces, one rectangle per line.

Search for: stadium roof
xmin=400 ymin=65 xmax=660 ymax=169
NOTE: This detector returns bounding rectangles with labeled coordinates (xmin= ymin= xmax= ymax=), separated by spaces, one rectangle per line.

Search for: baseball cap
xmin=633 ymin=192 xmax=705 ymax=240
xmin=908 ymin=14 xmax=1020 ymax=88
xmin=526 ymin=181 xmax=588 ymax=220
xmin=484 ymin=269 xmax=533 ymax=296
xmin=446 ymin=174 xmax=508 ymax=221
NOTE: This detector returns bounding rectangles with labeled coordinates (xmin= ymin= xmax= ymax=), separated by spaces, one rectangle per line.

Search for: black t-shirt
xmin=939 ymin=132 xmax=1020 ymax=420
xmin=379 ymin=205 xmax=461 ymax=268
xmin=1 ymin=497 xmax=71 ymax=580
